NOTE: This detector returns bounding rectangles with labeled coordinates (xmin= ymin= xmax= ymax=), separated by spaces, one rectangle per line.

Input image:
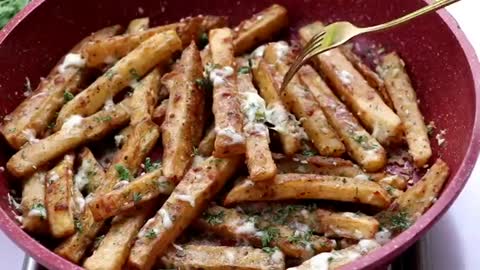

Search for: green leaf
xmin=202 ymin=210 xmax=224 ymax=225
xmin=64 ymin=91 xmax=74 ymax=102
xmin=238 ymin=66 xmax=251 ymax=74
xmin=260 ymin=227 xmax=279 ymax=247
xmin=144 ymin=157 xmax=160 ymax=173
xmin=129 ymin=68 xmax=140 ymax=81
xmin=302 ymin=149 xmax=317 ymax=157
xmin=133 ymin=192 xmax=142 ymax=203
xmin=115 ymin=164 xmax=131 ymax=181
xmin=30 ymin=203 xmax=46 ymax=219
xmin=74 ymin=217 xmax=83 ymax=233
xmin=144 ymin=229 xmax=157 ymax=239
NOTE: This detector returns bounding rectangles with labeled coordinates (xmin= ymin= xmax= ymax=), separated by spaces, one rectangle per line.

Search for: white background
xmin=1 ymin=1 xmax=479 ymax=269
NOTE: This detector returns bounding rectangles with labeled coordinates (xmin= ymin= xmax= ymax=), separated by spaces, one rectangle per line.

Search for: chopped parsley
xmin=30 ymin=203 xmax=46 ymax=219
xmin=95 ymin=115 xmax=112 ymax=122
xmin=302 ymin=149 xmax=317 ymax=157
xmin=198 ymin=32 xmax=209 ymax=48
xmin=133 ymin=192 xmax=142 ymax=203
xmin=74 ymin=218 xmax=83 ymax=233
xmin=288 ymin=230 xmax=313 ymax=247
xmin=202 ymin=210 xmax=224 ymax=225
xmin=115 ymin=164 xmax=131 ymax=181
xmin=262 ymin=246 xmax=279 ymax=255
xmin=389 ymin=211 xmax=412 ymax=231
xmin=144 ymin=157 xmax=160 ymax=173
xmin=64 ymin=91 xmax=74 ymax=102
xmin=353 ymin=134 xmax=368 ymax=144
xmin=260 ymin=227 xmax=280 ymax=247
xmin=0 ymin=0 xmax=29 ymax=28
xmin=129 ymin=68 xmax=140 ymax=81
xmin=7 ymin=127 xmax=16 ymax=133
xmin=255 ymin=110 xmax=266 ymax=122
xmin=93 ymin=235 xmax=105 ymax=249
xmin=144 ymin=229 xmax=157 ymax=239
xmin=238 ymin=66 xmax=251 ymax=74
xmin=273 ymin=205 xmax=301 ymax=225
xmin=385 ymin=185 xmax=395 ymax=195
xmin=105 ymin=69 xmax=116 ymax=80
xmin=47 ymin=122 xmax=56 ymax=129
xmin=195 ymin=77 xmax=213 ymax=92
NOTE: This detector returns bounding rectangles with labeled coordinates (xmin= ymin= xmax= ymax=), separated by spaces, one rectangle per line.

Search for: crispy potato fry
xmin=83 ymin=201 xmax=157 ymax=270
xmin=380 ymin=52 xmax=432 ymax=167
xmin=340 ymin=45 xmax=394 ymax=108
xmin=224 ymin=174 xmax=392 ymax=208
xmin=197 ymin=124 xmax=216 ymax=157
xmin=162 ymin=42 xmax=205 ymax=181
xmin=315 ymin=209 xmax=379 ymax=240
xmin=89 ymin=168 xmax=173 ymax=221
xmin=129 ymin=68 xmax=162 ymax=125
xmin=288 ymin=240 xmax=380 ymax=270
xmin=253 ymin=59 xmax=302 ymax=155
xmin=196 ymin=206 xmax=334 ymax=259
xmin=0 ymin=25 xmax=122 ymax=150
xmin=126 ymin=18 xmax=150 ymax=34
xmin=127 ymin=156 xmax=242 ymax=270
xmin=264 ymin=43 xmax=345 ymax=156
xmin=209 ymin=28 xmax=246 ymax=157
xmin=299 ymin=22 xmax=402 ymax=145
xmin=237 ymin=57 xmax=276 ymax=181
xmin=21 ymin=171 xmax=49 ymax=234
xmin=152 ymin=99 xmax=168 ymax=126
xmin=82 ymin=16 xmax=226 ymax=67
xmin=161 ymin=244 xmax=285 ymax=270
xmin=298 ymin=65 xmax=387 ymax=171
xmin=7 ymin=99 xmax=131 ymax=178
xmin=233 ymin=4 xmax=288 ymax=55
xmin=76 ymin=147 xmax=105 ymax=194
xmin=56 ymin=30 xmax=181 ymax=127
xmin=45 ymin=154 xmax=75 ymax=238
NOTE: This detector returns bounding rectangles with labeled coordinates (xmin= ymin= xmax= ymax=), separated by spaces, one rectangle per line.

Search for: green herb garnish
xmin=288 ymin=230 xmax=313 ymax=247
xmin=262 ymin=247 xmax=279 ymax=255
xmin=115 ymin=164 xmax=131 ymax=181
xmin=133 ymin=192 xmax=142 ymax=203
xmin=0 ymin=0 xmax=29 ymax=28
xmin=260 ymin=227 xmax=280 ymax=247
xmin=203 ymin=210 xmax=224 ymax=225
xmin=93 ymin=235 xmax=105 ymax=249
xmin=74 ymin=218 xmax=83 ymax=233
xmin=302 ymin=149 xmax=317 ymax=157
xmin=238 ymin=66 xmax=251 ymax=74
xmin=144 ymin=157 xmax=160 ymax=173
xmin=105 ymin=69 xmax=116 ymax=80
xmin=129 ymin=68 xmax=140 ymax=81
xmin=47 ymin=122 xmax=56 ymax=129
xmin=144 ymin=229 xmax=157 ymax=239
xmin=64 ymin=91 xmax=74 ymax=102
xmin=30 ymin=203 xmax=46 ymax=219
xmin=389 ymin=211 xmax=412 ymax=231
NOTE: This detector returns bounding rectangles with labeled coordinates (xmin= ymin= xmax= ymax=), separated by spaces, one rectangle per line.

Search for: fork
xmin=281 ymin=0 xmax=460 ymax=91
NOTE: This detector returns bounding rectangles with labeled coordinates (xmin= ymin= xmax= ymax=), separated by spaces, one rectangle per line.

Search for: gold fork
xmin=281 ymin=0 xmax=460 ymax=91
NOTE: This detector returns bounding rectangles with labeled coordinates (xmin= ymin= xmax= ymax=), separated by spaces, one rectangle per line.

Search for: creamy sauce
xmin=336 ymin=70 xmax=353 ymax=85
xmin=104 ymin=98 xmax=115 ymax=111
xmin=274 ymin=41 xmax=289 ymax=59
xmin=21 ymin=129 xmax=39 ymax=144
xmin=271 ymin=249 xmax=284 ymax=264
xmin=74 ymin=160 xmax=91 ymax=191
xmin=112 ymin=180 xmax=129 ymax=190
xmin=235 ymin=221 xmax=257 ymax=234
xmin=241 ymin=91 xmax=267 ymax=123
xmin=58 ymin=53 xmax=86 ymax=74
xmin=48 ymin=172 xmax=60 ymax=183
xmin=114 ymin=134 xmax=124 ymax=147
xmin=375 ymin=229 xmax=392 ymax=245
xmin=209 ymin=66 xmax=234 ymax=86
xmin=216 ymin=126 xmax=245 ymax=144
xmin=176 ymin=194 xmax=195 ymax=207
xmin=62 ymin=115 xmax=83 ymax=130
xmin=28 ymin=207 xmax=46 ymax=218
xmin=160 ymin=209 xmax=173 ymax=229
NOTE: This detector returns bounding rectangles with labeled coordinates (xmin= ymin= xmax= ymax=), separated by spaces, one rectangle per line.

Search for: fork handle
xmin=364 ymin=0 xmax=460 ymax=32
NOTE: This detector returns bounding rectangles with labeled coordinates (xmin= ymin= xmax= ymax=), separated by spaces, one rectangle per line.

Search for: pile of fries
xmin=1 ymin=4 xmax=450 ymax=270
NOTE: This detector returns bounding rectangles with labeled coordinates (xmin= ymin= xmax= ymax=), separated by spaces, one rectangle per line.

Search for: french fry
xmin=379 ymin=52 xmax=432 ymax=167
xmin=315 ymin=209 xmax=379 ymax=240
xmin=340 ymin=44 xmax=394 ymax=108
xmin=224 ymin=174 xmax=392 ymax=208
xmin=298 ymin=65 xmax=387 ymax=172
xmin=129 ymin=68 xmax=162 ymax=125
xmin=197 ymin=124 xmax=216 ymax=157
xmin=88 ymin=168 xmax=173 ymax=221
xmin=298 ymin=22 xmax=402 ymax=145
xmin=126 ymin=18 xmax=150 ymax=34
xmin=264 ymin=43 xmax=345 ymax=156
xmin=162 ymin=42 xmax=205 ymax=181
xmin=82 ymin=16 xmax=226 ymax=67
xmin=0 ymin=25 xmax=122 ymax=150
xmin=75 ymin=147 xmax=105 ymax=194
xmin=196 ymin=206 xmax=335 ymax=259
xmin=152 ymin=99 xmax=168 ymax=126
xmin=237 ymin=57 xmax=276 ymax=181
xmin=21 ymin=171 xmax=49 ymax=234
xmin=233 ymin=4 xmax=288 ymax=55
xmin=127 ymin=156 xmax=242 ymax=270
xmin=83 ymin=201 xmax=157 ymax=270
xmin=56 ymin=30 xmax=181 ymax=128
xmin=7 ymin=99 xmax=131 ymax=178
xmin=209 ymin=28 xmax=246 ymax=157
xmin=45 ymin=154 xmax=75 ymax=238
xmin=253 ymin=59 xmax=303 ymax=155
xmin=161 ymin=244 xmax=285 ymax=270
xmin=288 ymin=240 xmax=380 ymax=270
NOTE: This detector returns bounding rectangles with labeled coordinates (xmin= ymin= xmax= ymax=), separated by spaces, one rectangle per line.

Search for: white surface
xmin=0 ymin=1 xmax=479 ymax=269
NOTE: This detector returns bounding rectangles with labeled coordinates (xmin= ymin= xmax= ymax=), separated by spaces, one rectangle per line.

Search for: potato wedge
xmin=129 ymin=68 xmax=162 ymax=125
xmin=264 ymin=43 xmax=345 ymax=156
xmin=21 ymin=171 xmax=49 ymax=234
xmin=126 ymin=18 xmax=150 ymax=34
xmin=253 ymin=59 xmax=303 ymax=155
xmin=127 ymin=156 xmax=242 ymax=270
xmin=233 ymin=4 xmax=288 ymax=55
xmin=82 ymin=15 xmax=226 ymax=67
xmin=162 ymin=42 xmax=205 ymax=181
xmin=197 ymin=124 xmax=216 ymax=157
xmin=88 ymin=168 xmax=173 ymax=221
xmin=315 ymin=209 xmax=379 ymax=240
xmin=56 ymin=30 xmax=181 ymax=127
xmin=298 ymin=65 xmax=387 ymax=172
xmin=288 ymin=239 xmax=380 ymax=270
xmin=7 ymin=99 xmax=131 ymax=178
xmin=340 ymin=45 xmax=394 ymax=108
xmin=152 ymin=99 xmax=168 ymax=126
xmin=224 ymin=174 xmax=391 ymax=208
xmin=0 ymin=25 xmax=122 ymax=150
xmin=298 ymin=22 xmax=402 ymax=145
xmin=75 ymin=147 xmax=105 ymax=195
xmin=379 ymin=52 xmax=432 ymax=167
xmin=237 ymin=57 xmax=276 ymax=181
xmin=161 ymin=244 xmax=285 ymax=270
xmin=209 ymin=28 xmax=246 ymax=157
xmin=196 ymin=206 xmax=334 ymax=259
xmin=83 ymin=201 xmax=157 ymax=270
xmin=45 ymin=154 xmax=75 ymax=238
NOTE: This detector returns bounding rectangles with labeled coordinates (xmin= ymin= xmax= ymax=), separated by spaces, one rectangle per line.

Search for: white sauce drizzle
xmin=58 ymin=53 xmax=85 ymax=74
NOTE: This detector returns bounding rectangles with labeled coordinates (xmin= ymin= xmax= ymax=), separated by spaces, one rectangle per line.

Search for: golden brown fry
xmin=83 ymin=201 xmax=157 ymax=270
xmin=299 ymin=22 xmax=402 ymax=145
xmin=7 ymin=99 xmax=131 ymax=178
xmin=197 ymin=124 xmax=216 ymax=157
xmin=253 ymin=59 xmax=302 ymax=155
xmin=82 ymin=16 xmax=226 ymax=67
xmin=88 ymin=169 xmax=173 ymax=221
xmin=127 ymin=156 xmax=242 ymax=270
xmin=380 ymin=52 xmax=432 ymax=167
xmin=45 ymin=154 xmax=75 ymax=238
xmin=315 ymin=209 xmax=379 ymax=240
xmin=0 ymin=25 xmax=122 ymax=150
xmin=21 ymin=171 xmax=49 ymax=234
xmin=161 ymin=244 xmax=285 ymax=270
xmin=75 ymin=147 xmax=105 ymax=194
xmin=237 ymin=57 xmax=276 ymax=181
xmin=209 ymin=28 xmax=246 ymax=157
xmin=162 ymin=42 xmax=205 ymax=181
xmin=129 ymin=68 xmax=162 ymax=125
xmin=224 ymin=174 xmax=391 ymax=208
xmin=126 ymin=18 xmax=150 ymax=34
xmin=233 ymin=4 xmax=288 ymax=55
xmin=340 ymin=44 xmax=394 ymax=108
xmin=264 ymin=43 xmax=345 ymax=156
xmin=298 ymin=65 xmax=387 ymax=172
xmin=152 ymin=99 xmax=168 ymax=126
